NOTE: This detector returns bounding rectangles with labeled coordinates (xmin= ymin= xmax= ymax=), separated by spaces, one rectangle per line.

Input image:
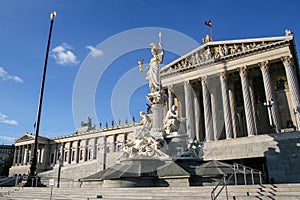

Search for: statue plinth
xmin=150 ymin=104 xmax=164 ymax=136
xmin=147 ymin=91 xmax=167 ymax=140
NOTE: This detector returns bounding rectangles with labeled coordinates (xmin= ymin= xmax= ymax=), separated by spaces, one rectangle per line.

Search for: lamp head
xmin=50 ymin=11 xmax=56 ymax=20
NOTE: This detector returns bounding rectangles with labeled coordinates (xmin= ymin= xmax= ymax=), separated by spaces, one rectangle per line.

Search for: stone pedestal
xmin=150 ymin=104 xmax=164 ymax=139
xmin=165 ymin=134 xmax=188 ymax=157
xmin=147 ymin=91 xmax=167 ymax=140
xmin=164 ymin=176 xmax=190 ymax=187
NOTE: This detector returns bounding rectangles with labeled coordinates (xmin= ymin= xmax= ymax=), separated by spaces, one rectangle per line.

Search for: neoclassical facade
xmin=10 ymin=31 xmax=300 ymax=184
xmin=160 ymin=30 xmax=300 ymax=141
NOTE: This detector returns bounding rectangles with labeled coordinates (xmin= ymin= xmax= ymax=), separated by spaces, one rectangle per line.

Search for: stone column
xmin=23 ymin=147 xmax=28 ymax=165
xmin=282 ymin=56 xmax=300 ymax=130
xmin=79 ymin=141 xmax=84 ymax=162
xmin=194 ymin=94 xmax=200 ymax=141
xmin=21 ymin=145 xmax=25 ymax=165
xmin=249 ymin=80 xmax=259 ymax=133
xmin=210 ymin=90 xmax=217 ymax=140
xmin=84 ymin=139 xmax=88 ymax=161
xmin=103 ymin=136 xmax=107 ymax=169
xmin=184 ymin=81 xmax=195 ymax=140
xmin=229 ymin=84 xmax=238 ymax=138
xmin=220 ymin=72 xmax=233 ymax=139
xmin=69 ymin=141 xmax=75 ymax=163
xmin=40 ymin=146 xmax=44 ymax=164
xmin=75 ymin=141 xmax=80 ymax=163
xmin=17 ymin=146 xmax=21 ymax=165
xmin=60 ymin=143 xmax=64 ymax=165
xmin=238 ymin=66 xmax=256 ymax=136
xmin=260 ymin=61 xmax=282 ymax=132
xmin=201 ymin=76 xmax=213 ymax=141
xmin=168 ymin=85 xmax=174 ymax=111
xmin=13 ymin=146 xmax=17 ymax=165
xmin=93 ymin=138 xmax=97 ymax=159
xmin=26 ymin=144 xmax=30 ymax=165
xmin=68 ymin=142 xmax=72 ymax=164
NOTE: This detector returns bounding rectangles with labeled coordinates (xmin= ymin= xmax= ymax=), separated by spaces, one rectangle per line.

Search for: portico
xmin=161 ymin=31 xmax=300 ymax=141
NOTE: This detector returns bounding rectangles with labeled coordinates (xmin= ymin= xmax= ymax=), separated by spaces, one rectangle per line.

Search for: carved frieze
xmin=161 ymin=38 xmax=290 ymax=77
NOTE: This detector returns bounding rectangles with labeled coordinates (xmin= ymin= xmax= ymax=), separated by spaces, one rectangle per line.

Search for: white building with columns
xmin=10 ymin=30 xmax=300 ymax=184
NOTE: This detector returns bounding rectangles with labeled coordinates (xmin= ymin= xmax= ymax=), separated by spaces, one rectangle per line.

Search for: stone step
xmin=2 ymin=184 xmax=300 ymax=200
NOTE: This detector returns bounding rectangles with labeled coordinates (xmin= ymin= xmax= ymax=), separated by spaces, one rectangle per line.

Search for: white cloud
xmin=0 ymin=113 xmax=18 ymax=125
xmin=86 ymin=45 xmax=104 ymax=57
xmin=51 ymin=43 xmax=79 ymax=65
xmin=0 ymin=136 xmax=16 ymax=143
xmin=0 ymin=66 xmax=24 ymax=83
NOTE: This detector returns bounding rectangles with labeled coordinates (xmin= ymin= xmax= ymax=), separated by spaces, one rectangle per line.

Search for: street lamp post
xmin=26 ymin=11 xmax=56 ymax=186
xmin=57 ymin=145 xmax=63 ymax=188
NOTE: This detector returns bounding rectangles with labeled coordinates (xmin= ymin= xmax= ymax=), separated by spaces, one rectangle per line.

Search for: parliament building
xmin=9 ymin=30 xmax=300 ymax=186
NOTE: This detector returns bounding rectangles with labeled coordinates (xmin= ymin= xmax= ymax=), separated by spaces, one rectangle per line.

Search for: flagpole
xmin=26 ymin=11 xmax=56 ymax=186
xmin=204 ymin=20 xmax=213 ymax=41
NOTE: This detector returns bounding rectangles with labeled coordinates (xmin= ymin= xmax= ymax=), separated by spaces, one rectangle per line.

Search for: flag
xmin=205 ymin=20 xmax=212 ymax=27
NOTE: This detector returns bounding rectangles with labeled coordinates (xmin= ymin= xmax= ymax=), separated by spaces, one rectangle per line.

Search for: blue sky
xmin=1 ymin=0 xmax=300 ymax=144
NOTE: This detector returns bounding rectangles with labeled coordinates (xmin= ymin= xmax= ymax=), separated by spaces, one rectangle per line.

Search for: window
xmin=88 ymin=149 xmax=92 ymax=160
xmin=80 ymin=150 xmax=83 ymax=160
xmin=64 ymin=152 xmax=68 ymax=162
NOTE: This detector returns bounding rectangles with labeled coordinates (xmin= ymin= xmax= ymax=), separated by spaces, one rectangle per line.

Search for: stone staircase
xmin=1 ymin=184 xmax=300 ymax=200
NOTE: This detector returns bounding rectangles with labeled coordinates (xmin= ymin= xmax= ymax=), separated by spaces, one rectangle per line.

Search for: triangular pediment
xmin=15 ymin=133 xmax=35 ymax=143
xmin=15 ymin=132 xmax=51 ymax=144
xmin=161 ymin=33 xmax=294 ymax=77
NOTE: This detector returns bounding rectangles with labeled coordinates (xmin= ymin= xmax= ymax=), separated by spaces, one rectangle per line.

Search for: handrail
xmin=233 ymin=163 xmax=263 ymax=185
xmin=211 ymin=162 xmax=263 ymax=200
xmin=211 ymin=173 xmax=234 ymax=200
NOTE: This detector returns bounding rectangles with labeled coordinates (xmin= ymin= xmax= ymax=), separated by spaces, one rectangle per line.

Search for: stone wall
xmin=9 ymin=163 xmax=46 ymax=176
xmin=203 ymin=132 xmax=300 ymax=183
xmin=106 ymin=152 xmax=121 ymax=168
xmin=265 ymin=133 xmax=300 ymax=183
xmin=9 ymin=165 xmax=30 ymax=176
xmin=39 ymin=159 xmax=104 ymax=182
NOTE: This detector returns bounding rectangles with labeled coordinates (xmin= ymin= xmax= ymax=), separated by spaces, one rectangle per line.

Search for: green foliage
xmin=0 ymin=147 xmax=14 ymax=177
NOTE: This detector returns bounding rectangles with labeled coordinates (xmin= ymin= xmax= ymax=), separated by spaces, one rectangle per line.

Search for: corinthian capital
xmin=281 ymin=56 xmax=293 ymax=67
xmin=201 ymin=76 xmax=207 ymax=86
xmin=184 ymin=81 xmax=191 ymax=88
xmin=259 ymin=60 xmax=269 ymax=72
xmin=238 ymin=66 xmax=248 ymax=77
xmin=167 ymin=85 xmax=173 ymax=92
xmin=219 ymin=72 xmax=227 ymax=81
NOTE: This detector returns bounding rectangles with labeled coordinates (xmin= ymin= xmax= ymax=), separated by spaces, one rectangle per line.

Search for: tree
xmin=0 ymin=146 xmax=14 ymax=177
